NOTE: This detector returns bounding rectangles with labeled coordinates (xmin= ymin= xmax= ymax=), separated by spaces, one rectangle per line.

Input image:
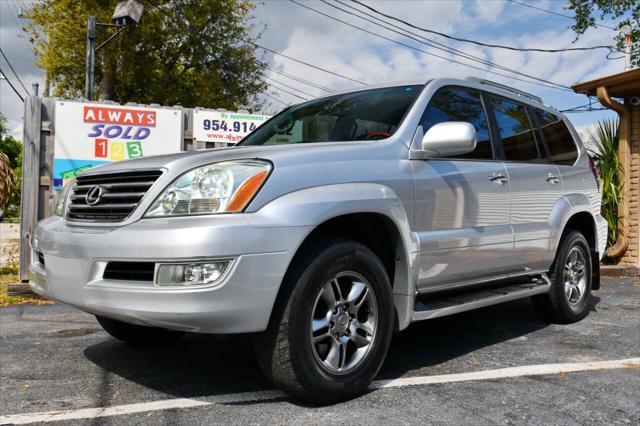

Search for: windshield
xmin=240 ymin=85 xmax=423 ymax=146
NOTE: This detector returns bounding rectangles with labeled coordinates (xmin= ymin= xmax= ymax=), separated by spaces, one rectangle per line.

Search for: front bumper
xmin=29 ymin=215 xmax=311 ymax=334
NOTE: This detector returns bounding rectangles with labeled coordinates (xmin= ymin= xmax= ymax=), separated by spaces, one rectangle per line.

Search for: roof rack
xmin=465 ymin=77 xmax=545 ymax=105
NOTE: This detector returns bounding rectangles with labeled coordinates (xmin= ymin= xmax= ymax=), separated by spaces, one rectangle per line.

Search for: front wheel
xmin=533 ymin=230 xmax=592 ymax=323
xmin=254 ymin=238 xmax=394 ymax=403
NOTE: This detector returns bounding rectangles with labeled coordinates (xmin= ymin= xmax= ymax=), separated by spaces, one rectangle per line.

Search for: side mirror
xmin=421 ymin=122 xmax=477 ymax=158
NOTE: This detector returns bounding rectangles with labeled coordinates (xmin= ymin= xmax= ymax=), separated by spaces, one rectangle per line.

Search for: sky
xmin=0 ymin=0 xmax=630 ymax=142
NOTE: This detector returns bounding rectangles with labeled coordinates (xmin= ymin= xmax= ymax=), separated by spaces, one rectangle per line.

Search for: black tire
xmin=533 ymin=230 xmax=592 ymax=323
xmin=95 ymin=315 xmax=184 ymax=345
xmin=254 ymin=238 xmax=394 ymax=403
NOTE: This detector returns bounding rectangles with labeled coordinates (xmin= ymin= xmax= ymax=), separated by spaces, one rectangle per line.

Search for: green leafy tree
xmin=568 ymin=0 xmax=639 ymax=66
xmin=25 ymin=0 xmax=267 ymax=110
xmin=0 ymin=114 xmax=22 ymax=219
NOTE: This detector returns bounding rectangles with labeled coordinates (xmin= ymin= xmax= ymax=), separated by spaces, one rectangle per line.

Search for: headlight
xmin=54 ymin=180 xmax=74 ymax=217
xmin=145 ymin=160 xmax=271 ymax=217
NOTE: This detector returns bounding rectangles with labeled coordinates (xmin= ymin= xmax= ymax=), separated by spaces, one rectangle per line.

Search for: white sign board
xmin=53 ymin=101 xmax=183 ymax=188
xmin=193 ymin=110 xmax=269 ymax=144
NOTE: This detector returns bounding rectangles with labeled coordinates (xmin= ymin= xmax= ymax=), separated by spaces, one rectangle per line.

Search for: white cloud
xmin=252 ymin=0 xmax=629 ymax=130
xmin=576 ymin=123 xmax=600 ymax=151
xmin=0 ymin=1 xmax=44 ymax=137
xmin=0 ymin=0 xmax=630 ymax=129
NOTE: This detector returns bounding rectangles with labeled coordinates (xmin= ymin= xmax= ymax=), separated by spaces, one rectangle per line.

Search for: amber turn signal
xmin=226 ymin=170 xmax=269 ymax=212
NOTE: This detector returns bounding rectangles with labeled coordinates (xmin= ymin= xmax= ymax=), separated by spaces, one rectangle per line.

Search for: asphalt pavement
xmin=1 ymin=277 xmax=638 ymax=425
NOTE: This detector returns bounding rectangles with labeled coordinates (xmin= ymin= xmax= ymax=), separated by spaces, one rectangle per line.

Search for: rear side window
xmin=490 ymin=96 xmax=541 ymax=163
xmin=420 ymin=88 xmax=493 ymax=160
xmin=535 ymin=110 xmax=578 ymax=165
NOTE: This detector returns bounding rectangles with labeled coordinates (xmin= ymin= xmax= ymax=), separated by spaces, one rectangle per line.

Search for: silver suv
xmin=30 ymin=78 xmax=607 ymax=402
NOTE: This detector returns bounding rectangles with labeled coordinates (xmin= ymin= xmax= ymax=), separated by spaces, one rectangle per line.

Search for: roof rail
xmin=466 ymin=77 xmax=545 ymax=104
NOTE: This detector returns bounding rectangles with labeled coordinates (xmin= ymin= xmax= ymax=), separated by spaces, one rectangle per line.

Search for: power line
xmin=562 ymin=108 xmax=608 ymax=113
xmin=262 ymin=74 xmax=317 ymax=98
xmin=265 ymin=65 xmax=336 ymax=93
xmin=0 ymin=67 xmax=25 ymax=102
xmin=507 ymin=0 xmax=618 ymax=31
xmin=291 ymin=0 xmax=572 ymax=92
xmin=261 ymin=91 xmax=289 ymax=107
xmin=5 ymin=0 xmax=38 ymax=76
xmin=351 ymin=0 xmax=616 ymax=53
xmin=242 ymin=38 xmax=368 ymax=86
xmin=329 ymin=0 xmax=571 ymax=91
xmin=261 ymin=78 xmax=310 ymax=101
xmin=560 ymin=100 xmax=607 ymax=113
xmin=0 ymin=47 xmax=29 ymax=95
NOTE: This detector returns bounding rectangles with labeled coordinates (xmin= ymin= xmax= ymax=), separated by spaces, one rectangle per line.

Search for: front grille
xmin=67 ymin=170 xmax=163 ymax=222
xmin=103 ymin=261 xmax=156 ymax=282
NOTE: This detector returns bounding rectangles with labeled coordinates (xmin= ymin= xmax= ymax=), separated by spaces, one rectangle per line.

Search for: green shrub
xmin=587 ymin=119 xmax=621 ymax=248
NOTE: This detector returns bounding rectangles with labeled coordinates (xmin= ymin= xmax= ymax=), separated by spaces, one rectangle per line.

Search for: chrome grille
xmin=67 ymin=170 xmax=163 ymax=222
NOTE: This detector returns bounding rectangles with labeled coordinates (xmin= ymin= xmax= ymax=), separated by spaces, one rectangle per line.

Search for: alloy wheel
xmin=309 ymin=271 xmax=378 ymax=375
xmin=563 ymin=246 xmax=587 ymax=307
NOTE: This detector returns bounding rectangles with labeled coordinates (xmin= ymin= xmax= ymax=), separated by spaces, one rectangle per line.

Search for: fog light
xmin=155 ymin=261 xmax=231 ymax=286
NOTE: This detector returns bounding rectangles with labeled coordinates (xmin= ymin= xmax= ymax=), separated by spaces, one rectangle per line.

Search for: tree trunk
xmin=100 ymin=47 xmax=117 ymax=100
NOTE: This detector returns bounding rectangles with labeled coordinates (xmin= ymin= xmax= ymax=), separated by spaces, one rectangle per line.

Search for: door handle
xmin=545 ymin=173 xmax=560 ymax=185
xmin=489 ymin=172 xmax=508 ymax=185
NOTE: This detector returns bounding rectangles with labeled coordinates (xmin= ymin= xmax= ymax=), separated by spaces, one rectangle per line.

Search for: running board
xmin=413 ymin=274 xmax=551 ymax=321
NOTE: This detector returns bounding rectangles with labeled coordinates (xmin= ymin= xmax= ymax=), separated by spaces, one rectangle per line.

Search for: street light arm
xmin=95 ymin=26 xmax=127 ymax=52
xmin=96 ymin=22 xmax=126 ymax=28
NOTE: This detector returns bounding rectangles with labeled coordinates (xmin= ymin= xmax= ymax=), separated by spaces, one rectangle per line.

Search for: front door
xmin=412 ymin=87 xmax=515 ymax=293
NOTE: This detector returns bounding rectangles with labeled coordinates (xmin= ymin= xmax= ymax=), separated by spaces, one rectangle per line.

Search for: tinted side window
xmin=490 ymin=96 xmax=541 ymax=162
xmin=535 ymin=110 xmax=578 ymax=165
xmin=420 ymin=89 xmax=493 ymax=160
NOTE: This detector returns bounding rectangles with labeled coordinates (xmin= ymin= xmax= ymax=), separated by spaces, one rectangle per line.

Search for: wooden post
xmin=41 ymin=99 xmax=56 ymax=216
xmin=18 ymin=96 xmax=42 ymax=282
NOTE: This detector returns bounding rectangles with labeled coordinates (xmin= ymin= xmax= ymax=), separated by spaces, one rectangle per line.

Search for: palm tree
xmin=587 ymin=119 xmax=621 ymax=249
xmin=0 ymin=152 xmax=16 ymax=209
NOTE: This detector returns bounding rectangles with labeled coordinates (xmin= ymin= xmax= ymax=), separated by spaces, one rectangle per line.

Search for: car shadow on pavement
xmin=380 ymin=295 xmax=599 ymax=379
xmin=83 ymin=296 xmax=601 ymax=404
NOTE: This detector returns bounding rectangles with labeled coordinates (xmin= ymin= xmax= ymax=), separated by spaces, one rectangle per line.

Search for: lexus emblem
xmin=85 ymin=185 xmax=104 ymax=205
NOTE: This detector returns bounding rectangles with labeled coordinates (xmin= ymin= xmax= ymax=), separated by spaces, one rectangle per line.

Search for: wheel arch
xmin=550 ymin=195 xmax=600 ymax=290
xmin=286 ymin=212 xmax=414 ymax=330
xmin=550 ymin=195 xmax=598 ymax=252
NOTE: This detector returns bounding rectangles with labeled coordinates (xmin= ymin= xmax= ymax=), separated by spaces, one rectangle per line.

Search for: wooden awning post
xmin=573 ymin=68 xmax=640 ymax=269
xmin=596 ymin=86 xmax=631 ymax=258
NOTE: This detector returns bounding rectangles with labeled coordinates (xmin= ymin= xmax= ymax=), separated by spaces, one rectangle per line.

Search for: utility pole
xmin=84 ymin=16 xmax=96 ymax=101
xmin=18 ymin=9 xmax=50 ymax=97
xmin=83 ymin=1 xmax=144 ymax=101
xmin=622 ymin=25 xmax=633 ymax=71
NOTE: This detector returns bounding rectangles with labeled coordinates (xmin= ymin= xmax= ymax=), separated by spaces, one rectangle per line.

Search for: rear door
xmin=412 ymin=87 xmax=514 ymax=293
xmin=488 ymin=95 xmax=563 ymax=273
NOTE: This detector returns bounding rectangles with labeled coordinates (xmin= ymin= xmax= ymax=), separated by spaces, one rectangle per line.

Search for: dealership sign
xmin=53 ymin=101 xmax=183 ymax=188
xmin=193 ymin=110 xmax=269 ymax=144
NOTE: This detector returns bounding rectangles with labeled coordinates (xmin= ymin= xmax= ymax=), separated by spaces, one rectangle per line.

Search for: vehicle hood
xmin=78 ymin=140 xmax=396 ymax=176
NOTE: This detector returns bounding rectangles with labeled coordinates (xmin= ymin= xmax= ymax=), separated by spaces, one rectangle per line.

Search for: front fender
xmin=246 ymin=182 xmax=417 ymax=252
xmin=246 ymin=183 xmax=419 ymax=330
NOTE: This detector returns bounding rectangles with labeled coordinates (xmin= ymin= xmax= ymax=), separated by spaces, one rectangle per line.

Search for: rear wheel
xmin=96 ymin=316 xmax=184 ymax=345
xmin=254 ymin=238 xmax=394 ymax=403
xmin=533 ymin=230 xmax=592 ymax=323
